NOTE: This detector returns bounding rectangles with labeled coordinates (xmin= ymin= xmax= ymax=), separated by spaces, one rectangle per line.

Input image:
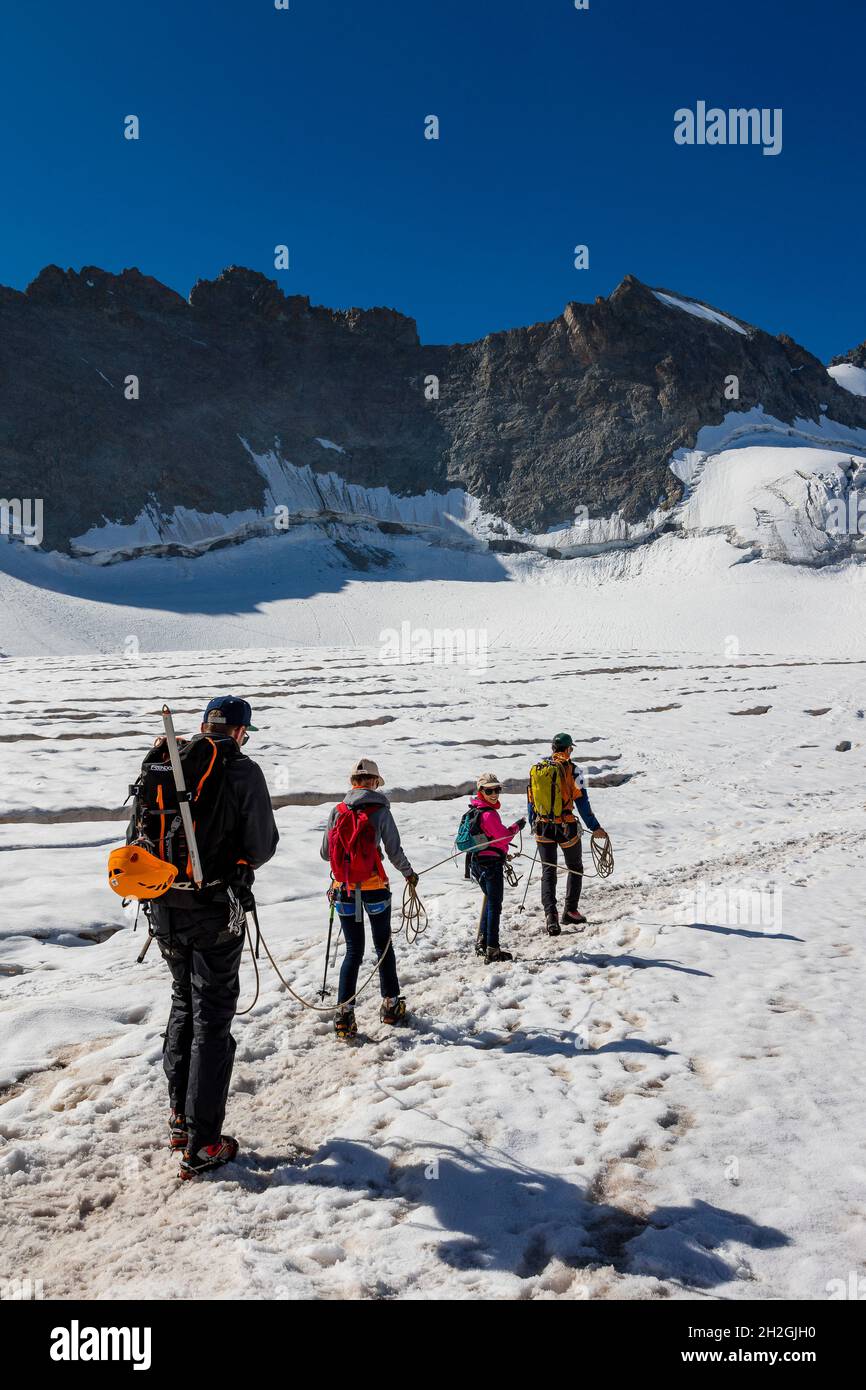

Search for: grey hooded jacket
xmin=320 ymin=788 xmax=414 ymax=879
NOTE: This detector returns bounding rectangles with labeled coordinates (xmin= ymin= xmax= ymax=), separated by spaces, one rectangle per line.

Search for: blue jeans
xmin=335 ymin=888 xmax=399 ymax=1004
xmin=471 ymin=857 xmax=504 ymax=948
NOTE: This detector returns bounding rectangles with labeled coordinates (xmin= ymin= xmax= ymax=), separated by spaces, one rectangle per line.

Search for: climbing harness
xmin=533 ymin=822 xmax=581 ymax=849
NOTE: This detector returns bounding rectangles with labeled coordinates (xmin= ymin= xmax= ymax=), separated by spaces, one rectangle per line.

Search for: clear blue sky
xmin=2 ymin=0 xmax=862 ymax=360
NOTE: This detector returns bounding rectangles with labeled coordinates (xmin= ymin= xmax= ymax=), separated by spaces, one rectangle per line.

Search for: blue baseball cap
xmin=203 ymin=696 xmax=257 ymax=731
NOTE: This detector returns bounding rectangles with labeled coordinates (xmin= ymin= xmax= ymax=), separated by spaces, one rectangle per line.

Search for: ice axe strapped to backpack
xmin=108 ymin=704 xmax=242 ymax=903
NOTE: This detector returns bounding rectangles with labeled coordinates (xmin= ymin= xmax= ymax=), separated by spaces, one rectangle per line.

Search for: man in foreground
xmin=133 ymin=695 xmax=278 ymax=1178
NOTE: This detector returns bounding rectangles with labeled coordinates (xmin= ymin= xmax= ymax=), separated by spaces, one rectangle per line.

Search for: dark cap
xmin=552 ymin=731 xmax=573 ymax=751
xmin=203 ymin=696 xmax=257 ymax=731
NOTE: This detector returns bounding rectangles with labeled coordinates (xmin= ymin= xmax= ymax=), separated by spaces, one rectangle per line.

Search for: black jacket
xmin=127 ymin=739 xmax=279 ymax=898
xmin=221 ymin=751 xmax=280 ymax=870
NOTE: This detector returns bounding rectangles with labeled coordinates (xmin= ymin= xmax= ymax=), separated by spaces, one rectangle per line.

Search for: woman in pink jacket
xmin=468 ymin=771 xmax=525 ymax=963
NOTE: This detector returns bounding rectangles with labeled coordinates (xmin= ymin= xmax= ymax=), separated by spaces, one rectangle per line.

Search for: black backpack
xmin=128 ymin=734 xmax=242 ymax=890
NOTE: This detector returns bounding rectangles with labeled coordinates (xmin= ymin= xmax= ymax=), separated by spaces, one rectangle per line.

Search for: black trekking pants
xmin=537 ymin=822 xmax=583 ymax=918
xmin=150 ymin=898 xmax=244 ymax=1154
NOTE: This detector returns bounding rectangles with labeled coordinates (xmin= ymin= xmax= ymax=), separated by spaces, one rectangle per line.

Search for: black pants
xmin=334 ymin=888 xmax=399 ymax=1004
xmin=150 ymin=897 xmax=244 ymax=1154
xmin=471 ymin=856 xmax=504 ymax=948
xmin=537 ymin=822 xmax=583 ymax=918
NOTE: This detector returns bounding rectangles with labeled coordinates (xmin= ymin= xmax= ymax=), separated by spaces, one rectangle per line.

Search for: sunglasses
xmin=482 ymin=785 xmax=502 ymax=795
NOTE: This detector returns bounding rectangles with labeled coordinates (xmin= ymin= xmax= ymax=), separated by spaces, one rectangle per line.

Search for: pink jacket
xmin=471 ymin=795 xmax=521 ymax=858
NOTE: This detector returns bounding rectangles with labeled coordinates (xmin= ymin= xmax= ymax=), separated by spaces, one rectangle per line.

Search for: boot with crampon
xmin=546 ymin=912 xmax=561 ymax=937
xmin=334 ymin=1006 xmax=357 ymax=1041
xmin=168 ymin=1109 xmax=188 ymax=1152
xmin=178 ymin=1135 xmax=239 ymax=1180
xmin=485 ymin=946 xmax=513 ymax=964
xmin=380 ymin=996 xmax=407 ymax=1025
xmin=562 ymin=908 xmax=587 ymax=927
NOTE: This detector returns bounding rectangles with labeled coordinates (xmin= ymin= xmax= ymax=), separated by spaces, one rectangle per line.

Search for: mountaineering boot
xmin=178 ymin=1135 xmax=239 ymax=1180
xmin=485 ymin=946 xmax=513 ymax=964
xmin=563 ymin=908 xmax=587 ymax=927
xmin=168 ymin=1109 xmax=188 ymax=1152
xmin=380 ymin=996 xmax=407 ymax=1025
xmin=545 ymin=912 xmax=561 ymax=937
xmin=334 ymin=1007 xmax=358 ymax=1042
xmin=474 ymin=938 xmax=487 ymax=958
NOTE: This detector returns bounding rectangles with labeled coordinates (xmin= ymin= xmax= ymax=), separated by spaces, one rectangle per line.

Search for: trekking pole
xmin=517 ymin=848 xmax=538 ymax=914
xmin=475 ymin=895 xmax=487 ymax=953
xmin=318 ymin=893 xmax=336 ymax=1001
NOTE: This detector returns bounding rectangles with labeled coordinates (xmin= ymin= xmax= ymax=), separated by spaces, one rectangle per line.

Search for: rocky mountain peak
xmin=188 ymin=265 xmax=292 ymax=320
xmin=24 ymin=264 xmax=186 ymax=314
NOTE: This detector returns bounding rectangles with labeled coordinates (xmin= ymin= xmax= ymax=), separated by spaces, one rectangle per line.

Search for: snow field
xmin=1 ymin=645 xmax=864 ymax=1299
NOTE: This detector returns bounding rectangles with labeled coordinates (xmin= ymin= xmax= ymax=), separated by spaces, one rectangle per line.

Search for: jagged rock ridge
xmin=1 ymin=264 xmax=864 ymax=555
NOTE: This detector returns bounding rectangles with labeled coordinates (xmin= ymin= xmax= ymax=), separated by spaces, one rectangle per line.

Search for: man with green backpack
xmin=527 ymin=732 xmax=606 ymax=936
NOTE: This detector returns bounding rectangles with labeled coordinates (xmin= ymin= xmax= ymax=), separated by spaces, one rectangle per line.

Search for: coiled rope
xmin=513 ymin=829 xmax=614 ymax=880
xmin=401 ymin=876 xmax=429 ymax=944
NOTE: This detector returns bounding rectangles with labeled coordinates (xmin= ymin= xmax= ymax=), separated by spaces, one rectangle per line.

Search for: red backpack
xmin=328 ymin=803 xmax=385 ymax=886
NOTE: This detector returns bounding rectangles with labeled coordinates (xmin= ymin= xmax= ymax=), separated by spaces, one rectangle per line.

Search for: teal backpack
xmin=456 ymin=804 xmax=485 ymax=853
xmin=456 ymin=803 xmax=491 ymax=879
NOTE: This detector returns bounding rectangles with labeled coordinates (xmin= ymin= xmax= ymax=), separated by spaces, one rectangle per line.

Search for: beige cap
xmin=351 ymin=757 xmax=384 ymax=788
xmin=476 ymin=770 xmax=502 ymax=791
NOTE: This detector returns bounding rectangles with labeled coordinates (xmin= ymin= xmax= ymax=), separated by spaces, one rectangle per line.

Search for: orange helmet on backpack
xmin=107 ymin=843 xmax=178 ymax=899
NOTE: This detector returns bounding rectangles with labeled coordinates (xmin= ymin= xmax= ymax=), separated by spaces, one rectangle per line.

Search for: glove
xmin=406 ymin=872 xmax=419 ymax=888
xmin=515 ymin=817 xmax=527 ymax=831
xmin=231 ymin=862 xmax=256 ymax=909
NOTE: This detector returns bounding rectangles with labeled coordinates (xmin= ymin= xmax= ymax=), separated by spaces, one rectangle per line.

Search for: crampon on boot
xmin=178 ymin=1135 xmax=239 ymax=1180
xmin=562 ymin=909 xmax=587 ymax=927
xmin=334 ymin=1007 xmax=357 ymax=1041
xmin=545 ymin=914 xmax=562 ymax=937
xmin=168 ymin=1109 xmax=188 ymax=1152
xmin=474 ymin=938 xmax=487 ymax=958
xmin=380 ymin=996 xmax=407 ymax=1025
xmin=485 ymin=946 xmax=513 ymax=964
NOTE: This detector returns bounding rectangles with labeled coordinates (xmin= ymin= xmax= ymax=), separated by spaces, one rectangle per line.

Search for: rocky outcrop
xmin=830 ymin=339 xmax=866 ymax=369
xmin=1 ymin=265 xmax=864 ymax=555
